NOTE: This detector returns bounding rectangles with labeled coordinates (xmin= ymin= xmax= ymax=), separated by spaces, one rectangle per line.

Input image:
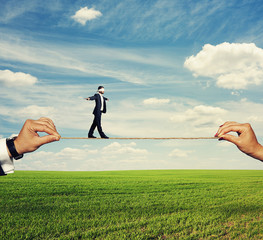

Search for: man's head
xmin=98 ymin=86 xmax=105 ymax=94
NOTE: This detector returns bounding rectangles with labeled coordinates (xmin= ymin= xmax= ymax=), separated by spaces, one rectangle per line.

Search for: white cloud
xmin=55 ymin=147 xmax=98 ymax=161
xmin=0 ymin=69 xmax=37 ymax=87
xmin=143 ymin=98 xmax=170 ymax=105
xmin=217 ymin=141 xmax=233 ymax=147
xmin=169 ymin=148 xmax=192 ymax=158
xmin=170 ymin=105 xmax=226 ymax=131
xmin=102 ymin=142 xmax=148 ymax=156
xmin=184 ymin=42 xmax=263 ymax=89
xmin=16 ymin=151 xmax=69 ymax=171
xmin=231 ymin=91 xmax=241 ymax=96
xmin=16 ymin=105 xmax=56 ymax=119
xmin=16 ymin=142 xmax=149 ymax=171
xmin=247 ymin=115 xmax=263 ymax=123
xmin=0 ymin=103 xmax=58 ymax=126
xmin=71 ymin=7 xmax=102 ymax=25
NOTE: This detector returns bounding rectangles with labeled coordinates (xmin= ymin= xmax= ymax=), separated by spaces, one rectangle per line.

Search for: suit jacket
xmin=89 ymin=93 xmax=108 ymax=115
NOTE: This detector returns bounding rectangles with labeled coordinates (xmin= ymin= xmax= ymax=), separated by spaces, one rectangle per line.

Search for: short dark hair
xmin=98 ymin=86 xmax=104 ymax=90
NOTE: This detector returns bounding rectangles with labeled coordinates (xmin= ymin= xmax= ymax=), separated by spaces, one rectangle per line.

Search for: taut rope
xmin=61 ymin=137 xmax=217 ymax=140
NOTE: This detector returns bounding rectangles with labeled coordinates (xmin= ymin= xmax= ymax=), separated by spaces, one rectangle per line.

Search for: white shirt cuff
xmin=0 ymin=138 xmax=14 ymax=174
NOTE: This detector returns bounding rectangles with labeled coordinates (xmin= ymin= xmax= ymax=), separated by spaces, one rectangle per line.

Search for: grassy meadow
xmin=1 ymin=170 xmax=263 ymax=239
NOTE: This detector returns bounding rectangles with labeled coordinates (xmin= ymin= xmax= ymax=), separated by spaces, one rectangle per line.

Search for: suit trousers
xmin=88 ymin=112 xmax=105 ymax=137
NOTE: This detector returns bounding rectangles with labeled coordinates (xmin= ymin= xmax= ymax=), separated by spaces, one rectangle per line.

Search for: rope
xmin=61 ymin=137 xmax=217 ymax=140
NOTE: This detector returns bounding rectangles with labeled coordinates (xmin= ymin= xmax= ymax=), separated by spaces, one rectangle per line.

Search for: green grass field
xmin=1 ymin=170 xmax=263 ymax=239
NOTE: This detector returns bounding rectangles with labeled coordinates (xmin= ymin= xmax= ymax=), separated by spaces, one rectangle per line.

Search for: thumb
xmin=220 ymin=134 xmax=239 ymax=145
xmin=35 ymin=135 xmax=60 ymax=147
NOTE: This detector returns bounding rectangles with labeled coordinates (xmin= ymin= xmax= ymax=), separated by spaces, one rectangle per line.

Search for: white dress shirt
xmin=0 ymin=138 xmax=14 ymax=174
xmin=99 ymin=93 xmax=104 ymax=111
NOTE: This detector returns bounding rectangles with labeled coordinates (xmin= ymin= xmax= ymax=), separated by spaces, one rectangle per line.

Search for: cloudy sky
xmin=1 ymin=0 xmax=263 ymax=171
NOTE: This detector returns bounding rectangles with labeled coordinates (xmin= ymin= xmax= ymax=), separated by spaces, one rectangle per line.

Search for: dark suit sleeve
xmin=88 ymin=95 xmax=97 ymax=101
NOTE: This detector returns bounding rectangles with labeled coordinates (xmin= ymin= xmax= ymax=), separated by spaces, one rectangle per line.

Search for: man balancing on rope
xmin=85 ymin=86 xmax=109 ymax=139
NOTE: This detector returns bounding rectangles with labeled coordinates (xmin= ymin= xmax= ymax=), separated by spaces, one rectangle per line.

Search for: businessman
xmin=0 ymin=117 xmax=61 ymax=176
xmin=85 ymin=86 xmax=109 ymax=139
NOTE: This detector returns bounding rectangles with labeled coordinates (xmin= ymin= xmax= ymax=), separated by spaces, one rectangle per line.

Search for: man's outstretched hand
xmin=13 ymin=117 xmax=61 ymax=156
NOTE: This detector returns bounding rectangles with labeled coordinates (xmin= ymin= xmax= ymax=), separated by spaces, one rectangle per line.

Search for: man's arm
xmin=85 ymin=95 xmax=96 ymax=101
xmin=1 ymin=117 xmax=60 ymax=176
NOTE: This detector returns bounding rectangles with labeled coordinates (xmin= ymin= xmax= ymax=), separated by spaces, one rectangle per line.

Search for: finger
xmin=217 ymin=125 xmax=245 ymax=138
xmin=31 ymin=122 xmax=61 ymax=138
xmin=35 ymin=119 xmax=57 ymax=132
xmin=218 ymin=122 xmax=239 ymax=132
xmin=34 ymin=134 xmax=60 ymax=147
xmin=222 ymin=121 xmax=238 ymax=127
xmin=33 ymin=122 xmax=57 ymax=134
xmin=38 ymin=117 xmax=56 ymax=129
xmin=219 ymin=134 xmax=239 ymax=145
xmin=216 ymin=123 xmax=243 ymax=137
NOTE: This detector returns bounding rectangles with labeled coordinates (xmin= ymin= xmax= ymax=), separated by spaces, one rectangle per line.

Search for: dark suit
xmin=88 ymin=93 xmax=108 ymax=137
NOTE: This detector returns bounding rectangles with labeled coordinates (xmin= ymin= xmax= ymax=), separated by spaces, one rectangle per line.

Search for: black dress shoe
xmin=88 ymin=135 xmax=97 ymax=138
xmin=101 ymin=135 xmax=109 ymax=139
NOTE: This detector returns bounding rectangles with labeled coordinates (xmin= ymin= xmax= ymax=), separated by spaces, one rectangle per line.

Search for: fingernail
xmin=214 ymin=133 xmax=218 ymax=137
xmin=218 ymin=137 xmax=224 ymax=141
xmin=54 ymin=136 xmax=60 ymax=141
xmin=219 ymin=125 xmax=223 ymax=127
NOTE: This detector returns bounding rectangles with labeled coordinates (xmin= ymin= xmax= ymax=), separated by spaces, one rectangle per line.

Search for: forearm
xmin=246 ymin=143 xmax=263 ymax=161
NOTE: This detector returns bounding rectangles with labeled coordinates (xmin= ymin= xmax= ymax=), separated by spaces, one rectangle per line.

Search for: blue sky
xmin=1 ymin=0 xmax=263 ymax=170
